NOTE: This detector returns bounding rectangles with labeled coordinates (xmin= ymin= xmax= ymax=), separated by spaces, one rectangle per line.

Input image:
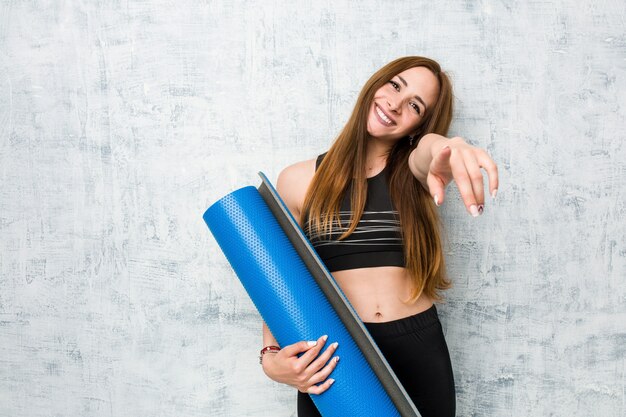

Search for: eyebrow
xmin=396 ymin=75 xmax=427 ymax=111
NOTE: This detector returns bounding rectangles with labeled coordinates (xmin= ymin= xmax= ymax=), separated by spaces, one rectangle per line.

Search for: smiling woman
xmin=259 ymin=56 xmax=499 ymax=417
xmin=367 ymin=67 xmax=440 ymax=142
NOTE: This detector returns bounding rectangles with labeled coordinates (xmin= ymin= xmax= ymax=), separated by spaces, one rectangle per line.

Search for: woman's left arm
xmin=408 ymin=133 xmax=499 ymax=217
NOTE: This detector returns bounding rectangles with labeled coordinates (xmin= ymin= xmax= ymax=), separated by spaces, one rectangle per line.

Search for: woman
xmin=259 ymin=56 xmax=498 ymax=417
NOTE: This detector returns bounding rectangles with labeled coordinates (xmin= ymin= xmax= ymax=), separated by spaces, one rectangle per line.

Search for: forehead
xmin=394 ymin=67 xmax=440 ymax=106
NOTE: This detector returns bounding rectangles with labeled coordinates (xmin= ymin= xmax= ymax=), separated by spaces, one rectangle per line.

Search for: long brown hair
xmin=302 ymin=56 xmax=455 ymax=303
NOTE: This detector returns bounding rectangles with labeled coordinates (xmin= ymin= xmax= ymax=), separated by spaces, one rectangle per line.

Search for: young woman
xmin=259 ymin=56 xmax=499 ymax=417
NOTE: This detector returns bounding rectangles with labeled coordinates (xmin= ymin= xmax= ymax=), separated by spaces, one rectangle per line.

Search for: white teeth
xmin=376 ymin=105 xmax=392 ymax=125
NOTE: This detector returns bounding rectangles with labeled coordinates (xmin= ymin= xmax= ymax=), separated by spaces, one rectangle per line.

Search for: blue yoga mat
xmin=203 ymin=172 xmax=420 ymax=417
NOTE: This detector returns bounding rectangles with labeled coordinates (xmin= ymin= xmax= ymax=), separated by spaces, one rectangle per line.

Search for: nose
xmin=387 ymin=98 xmax=401 ymax=114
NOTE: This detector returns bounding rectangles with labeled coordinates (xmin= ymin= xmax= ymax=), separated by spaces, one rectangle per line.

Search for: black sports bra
xmin=303 ymin=153 xmax=406 ymax=272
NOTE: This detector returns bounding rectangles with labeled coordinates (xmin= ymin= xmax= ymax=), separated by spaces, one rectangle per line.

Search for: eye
xmin=410 ymin=102 xmax=421 ymax=115
xmin=388 ymin=80 xmax=400 ymax=91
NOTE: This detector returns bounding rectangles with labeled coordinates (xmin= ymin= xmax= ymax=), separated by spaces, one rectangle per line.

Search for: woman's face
xmin=366 ymin=66 xmax=440 ymax=142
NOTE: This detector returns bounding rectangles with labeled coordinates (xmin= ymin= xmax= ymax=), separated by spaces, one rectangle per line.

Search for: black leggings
xmin=297 ymin=304 xmax=456 ymax=417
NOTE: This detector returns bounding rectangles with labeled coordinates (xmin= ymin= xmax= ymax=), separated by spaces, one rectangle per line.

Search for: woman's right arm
xmin=260 ymin=160 xmax=340 ymax=395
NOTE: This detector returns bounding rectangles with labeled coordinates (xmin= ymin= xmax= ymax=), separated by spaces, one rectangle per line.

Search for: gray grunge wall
xmin=0 ymin=1 xmax=624 ymax=416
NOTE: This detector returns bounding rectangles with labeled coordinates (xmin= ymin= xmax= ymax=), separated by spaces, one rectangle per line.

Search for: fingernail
xmin=308 ymin=341 xmax=317 ymax=347
xmin=478 ymin=204 xmax=484 ymax=215
xmin=328 ymin=378 xmax=335 ymax=385
xmin=321 ymin=335 xmax=328 ymax=341
xmin=334 ymin=356 xmax=340 ymax=363
xmin=442 ymin=145 xmax=450 ymax=150
xmin=491 ymin=189 xmax=498 ymax=200
xmin=470 ymin=205 xmax=479 ymax=217
xmin=434 ymin=194 xmax=440 ymax=206
xmin=332 ymin=342 xmax=339 ymax=348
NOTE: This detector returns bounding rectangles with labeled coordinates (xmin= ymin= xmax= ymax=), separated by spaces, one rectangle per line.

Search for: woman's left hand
xmin=425 ymin=136 xmax=499 ymax=217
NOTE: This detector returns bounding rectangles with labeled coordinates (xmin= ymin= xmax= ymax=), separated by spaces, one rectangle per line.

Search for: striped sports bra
xmin=303 ymin=153 xmax=406 ymax=272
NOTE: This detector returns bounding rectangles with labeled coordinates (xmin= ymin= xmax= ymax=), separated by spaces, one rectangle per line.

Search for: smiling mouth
xmin=375 ymin=104 xmax=395 ymax=126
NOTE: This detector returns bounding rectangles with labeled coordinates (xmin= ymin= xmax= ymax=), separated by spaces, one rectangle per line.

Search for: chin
xmin=366 ymin=116 xmax=387 ymax=138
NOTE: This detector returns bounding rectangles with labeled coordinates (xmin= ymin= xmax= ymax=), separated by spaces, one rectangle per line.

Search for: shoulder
xmin=276 ymin=158 xmax=317 ymax=224
xmin=277 ymin=158 xmax=316 ymax=187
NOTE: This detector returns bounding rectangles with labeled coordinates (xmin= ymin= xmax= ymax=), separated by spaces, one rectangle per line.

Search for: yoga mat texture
xmin=203 ymin=173 xmax=420 ymax=417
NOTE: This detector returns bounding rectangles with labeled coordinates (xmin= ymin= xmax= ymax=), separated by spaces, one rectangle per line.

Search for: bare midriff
xmin=331 ymin=266 xmax=434 ymax=323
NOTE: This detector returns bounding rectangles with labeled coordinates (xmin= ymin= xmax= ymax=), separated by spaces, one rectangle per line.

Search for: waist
xmin=363 ymin=304 xmax=439 ymax=338
xmin=332 ymin=266 xmax=433 ymax=322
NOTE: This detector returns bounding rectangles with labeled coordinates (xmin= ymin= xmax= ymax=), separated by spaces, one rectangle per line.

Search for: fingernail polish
xmin=321 ymin=335 xmax=328 ymax=341
xmin=470 ymin=205 xmax=479 ymax=217
xmin=434 ymin=194 xmax=440 ymax=206
xmin=328 ymin=379 xmax=335 ymax=385
xmin=334 ymin=356 xmax=340 ymax=363
xmin=332 ymin=342 xmax=339 ymax=348
xmin=308 ymin=341 xmax=317 ymax=347
xmin=478 ymin=204 xmax=484 ymax=215
xmin=491 ymin=189 xmax=498 ymax=200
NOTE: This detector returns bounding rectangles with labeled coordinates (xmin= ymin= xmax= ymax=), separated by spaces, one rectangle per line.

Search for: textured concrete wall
xmin=1 ymin=1 xmax=624 ymax=416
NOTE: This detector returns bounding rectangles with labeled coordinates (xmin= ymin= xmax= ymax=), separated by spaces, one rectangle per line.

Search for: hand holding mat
xmin=203 ymin=173 xmax=421 ymax=417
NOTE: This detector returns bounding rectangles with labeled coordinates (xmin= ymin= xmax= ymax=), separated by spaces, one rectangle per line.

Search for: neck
xmin=365 ymin=136 xmax=394 ymax=167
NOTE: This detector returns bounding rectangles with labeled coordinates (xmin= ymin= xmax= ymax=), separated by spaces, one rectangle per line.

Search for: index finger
xmin=476 ymin=151 xmax=499 ymax=198
xmin=282 ymin=335 xmax=326 ymax=357
xmin=449 ymin=158 xmax=479 ymax=216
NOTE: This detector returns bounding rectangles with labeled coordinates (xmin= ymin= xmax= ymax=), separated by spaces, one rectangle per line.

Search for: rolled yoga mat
xmin=203 ymin=172 xmax=421 ymax=417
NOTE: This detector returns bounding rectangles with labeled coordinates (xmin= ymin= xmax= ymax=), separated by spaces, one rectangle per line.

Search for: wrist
xmin=409 ymin=133 xmax=447 ymax=185
xmin=260 ymin=351 xmax=279 ymax=377
xmin=428 ymin=135 xmax=450 ymax=160
xmin=259 ymin=345 xmax=281 ymax=365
